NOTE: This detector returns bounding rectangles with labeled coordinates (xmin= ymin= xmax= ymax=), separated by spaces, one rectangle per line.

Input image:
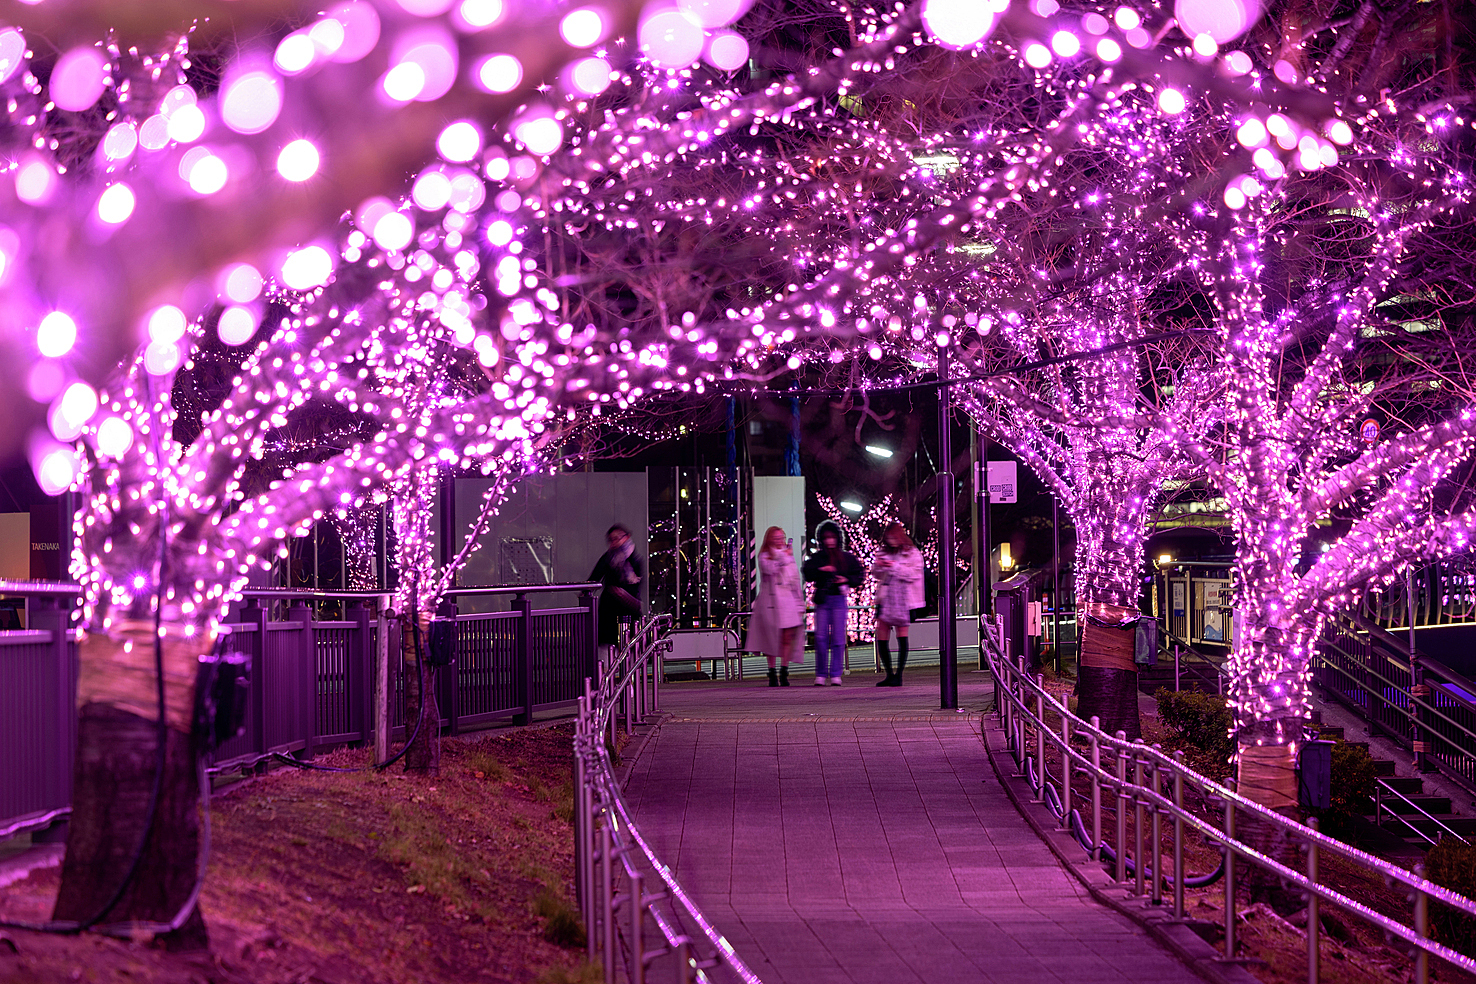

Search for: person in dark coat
xmin=802 ymin=520 xmax=863 ymax=686
xmin=589 ymin=524 xmax=643 ymax=648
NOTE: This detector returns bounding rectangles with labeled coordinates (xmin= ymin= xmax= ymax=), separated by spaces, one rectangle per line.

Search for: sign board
xmin=984 ymin=460 xmax=1018 ymax=504
xmin=1196 ymin=579 xmax=1232 ymax=644
xmin=1026 ymin=601 xmax=1042 ymax=637
xmin=1171 ymin=581 xmax=1186 ymax=618
xmin=1360 ymin=418 xmax=1380 ymax=445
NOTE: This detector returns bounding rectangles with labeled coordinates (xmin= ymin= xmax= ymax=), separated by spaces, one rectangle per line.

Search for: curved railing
xmin=986 ymin=625 xmax=1476 ymax=983
xmin=574 ymin=614 xmax=763 ymax=984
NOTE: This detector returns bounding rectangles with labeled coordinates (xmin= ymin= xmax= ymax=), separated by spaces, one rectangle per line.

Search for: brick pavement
xmin=622 ymin=670 xmax=1197 ymax=984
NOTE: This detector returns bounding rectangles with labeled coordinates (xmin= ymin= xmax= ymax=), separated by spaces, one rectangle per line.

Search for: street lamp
xmin=998 ymin=542 xmax=1014 ymax=571
xmin=863 ymin=445 xmax=893 ymax=458
xmin=1158 ymin=553 xmax=1173 ymax=565
xmin=840 ymin=500 xmax=863 ymax=513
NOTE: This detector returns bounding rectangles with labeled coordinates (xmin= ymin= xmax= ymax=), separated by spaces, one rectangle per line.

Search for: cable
xmin=266 ymin=583 xmax=430 ymax=774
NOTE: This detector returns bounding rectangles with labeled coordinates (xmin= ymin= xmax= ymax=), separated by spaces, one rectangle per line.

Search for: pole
xmin=980 ymin=434 xmax=992 ymax=617
xmin=1052 ymin=495 xmax=1061 ymax=673
xmin=938 ymin=344 xmax=958 ymax=710
xmin=1408 ymin=566 xmax=1430 ymax=772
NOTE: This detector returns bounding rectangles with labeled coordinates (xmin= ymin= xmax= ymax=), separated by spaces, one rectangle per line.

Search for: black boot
xmin=779 ymin=666 xmax=790 ymax=687
xmin=885 ymin=637 xmax=909 ymax=687
xmin=875 ymin=639 xmax=894 ymax=686
xmin=768 ymin=667 xmax=779 ymax=687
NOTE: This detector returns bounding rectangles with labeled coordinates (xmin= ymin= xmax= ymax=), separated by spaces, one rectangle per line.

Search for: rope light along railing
xmin=574 ymin=613 xmax=763 ymax=984
xmin=984 ymin=626 xmax=1476 ymax=984
xmin=1317 ymin=621 xmax=1476 ymax=788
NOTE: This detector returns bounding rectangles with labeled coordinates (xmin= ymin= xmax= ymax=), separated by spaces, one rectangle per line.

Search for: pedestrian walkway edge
xmin=979 ymin=715 xmax=1262 ymax=984
xmin=615 ymin=712 xmax=671 ymax=791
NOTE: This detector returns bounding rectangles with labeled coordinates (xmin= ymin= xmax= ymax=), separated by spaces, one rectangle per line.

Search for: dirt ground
xmin=0 ymin=725 xmax=598 ymax=984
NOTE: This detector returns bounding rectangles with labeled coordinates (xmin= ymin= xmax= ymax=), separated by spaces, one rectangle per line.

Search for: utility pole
xmin=938 ymin=345 xmax=958 ymax=710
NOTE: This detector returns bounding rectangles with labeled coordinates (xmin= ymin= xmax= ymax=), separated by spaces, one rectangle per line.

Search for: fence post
xmin=290 ymin=601 xmax=316 ymax=760
xmin=375 ymin=600 xmax=389 ymax=764
xmin=246 ymin=600 xmax=268 ymax=763
xmin=439 ymin=597 xmax=460 ymax=736
xmin=349 ymin=603 xmax=371 ymax=745
xmin=29 ymin=597 xmax=73 ymax=834
xmin=514 ymin=593 xmax=533 ymax=726
xmin=580 ymin=587 xmax=598 ymax=686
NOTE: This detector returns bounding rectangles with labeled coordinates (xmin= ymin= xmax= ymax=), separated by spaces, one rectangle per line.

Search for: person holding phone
xmin=803 ymin=520 xmax=863 ymax=686
xmin=746 ymin=526 xmax=804 ymax=687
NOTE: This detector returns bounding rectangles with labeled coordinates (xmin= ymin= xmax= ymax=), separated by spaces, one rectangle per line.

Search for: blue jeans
xmin=814 ymin=595 xmax=848 ymax=678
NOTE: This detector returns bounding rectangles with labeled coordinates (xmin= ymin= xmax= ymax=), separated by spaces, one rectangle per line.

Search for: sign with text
xmin=985 ymin=460 xmax=1018 ymax=503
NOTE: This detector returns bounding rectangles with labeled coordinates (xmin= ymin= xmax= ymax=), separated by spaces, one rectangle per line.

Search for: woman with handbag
xmin=871 ymin=522 xmax=924 ymax=686
xmin=746 ymin=526 xmax=804 ymax=687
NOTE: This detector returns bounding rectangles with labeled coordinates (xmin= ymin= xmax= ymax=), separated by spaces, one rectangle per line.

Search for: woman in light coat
xmin=872 ymin=522 xmax=924 ymax=686
xmin=746 ymin=526 xmax=804 ymax=687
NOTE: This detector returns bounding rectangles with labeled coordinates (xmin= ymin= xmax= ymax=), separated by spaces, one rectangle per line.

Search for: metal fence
xmin=1316 ymin=615 xmax=1476 ymax=791
xmin=0 ymin=582 xmax=598 ymax=840
xmin=574 ymin=614 xmax=762 ymax=984
xmin=988 ymin=623 xmax=1476 ymax=983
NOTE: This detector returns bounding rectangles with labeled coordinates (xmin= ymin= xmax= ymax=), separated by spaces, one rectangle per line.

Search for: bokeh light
xmin=36 ymin=312 xmax=78 ymax=358
xmin=50 ymin=47 xmax=108 ymax=112
xmin=277 ymin=139 xmax=321 ymax=181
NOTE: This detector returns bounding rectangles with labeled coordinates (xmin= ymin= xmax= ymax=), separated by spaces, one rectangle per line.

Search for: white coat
xmin=746 ymin=549 xmax=804 ymax=659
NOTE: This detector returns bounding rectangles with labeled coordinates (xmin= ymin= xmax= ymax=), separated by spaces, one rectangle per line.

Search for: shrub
xmin=1154 ymin=688 xmax=1234 ymax=765
xmin=1312 ymin=741 xmax=1377 ymax=836
xmin=1425 ymin=837 xmax=1476 ymax=957
xmin=534 ymin=887 xmax=587 ymax=949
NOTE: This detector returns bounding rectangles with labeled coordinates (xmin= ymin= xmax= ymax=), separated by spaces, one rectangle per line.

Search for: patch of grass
xmin=537 ymin=962 xmax=602 ymax=984
xmin=377 ymin=800 xmax=489 ymax=916
xmin=533 ymin=888 xmax=586 ymax=949
xmin=460 ymin=750 xmax=510 ymax=782
xmin=552 ymin=782 xmax=576 ymax=825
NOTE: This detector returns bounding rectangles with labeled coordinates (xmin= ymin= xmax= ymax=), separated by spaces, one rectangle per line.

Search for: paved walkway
xmin=623 ymin=669 xmax=1194 ymax=984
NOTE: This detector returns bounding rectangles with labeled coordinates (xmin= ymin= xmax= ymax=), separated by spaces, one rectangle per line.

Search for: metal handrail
xmin=1374 ymin=778 xmax=1470 ymax=847
xmin=575 ymin=613 xmax=762 ymax=984
xmin=1318 ymin=635 xmax=1476 ymax=756
xmin=0 ymin=580 xmax=83 ymax=596
xmin=986 ymin=622 xmax=1476 ymax=982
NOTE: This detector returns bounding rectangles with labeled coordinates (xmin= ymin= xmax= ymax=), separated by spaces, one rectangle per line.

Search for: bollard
xmin=1173 ymin=751 xmax=1185 ymax=919
xmin=1115 ymin=735 xmax=1128 ymax=884
xmin=1414 ymin=863 xmax=1429 ymax=984
xmin=629 ymin=871 xmax=645 ymax=984
xmin=1307 ymin=818 xmax=1319 ymax=984
xmin=674 ymin=940 xmax=694 ymax=984
xmin=1150 ymin=757 xmax=1162 ymax=906
xmin=1224 ymin=800 xmax=1236 ymax=958
xmin=1035 ymin=677 xmax=1047 ymax=803
xmin=1133 ymin=749 xmax=1145 ymax=898
xmin=1090 ymin=718 xmax=1102 ymax=862
xmin=602 ymin=819 xmax=616 ymax=984
xmin=1060 ymin=715 xmax=1073 ymax=830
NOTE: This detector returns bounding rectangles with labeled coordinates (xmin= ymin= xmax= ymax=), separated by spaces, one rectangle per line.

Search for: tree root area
xmin=0 ymin=725 xmax=595 ymax=984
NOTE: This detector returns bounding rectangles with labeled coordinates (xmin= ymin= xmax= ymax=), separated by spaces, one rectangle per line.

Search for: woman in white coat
xmin=871 ymin=522 xmax=924 ymax=686
xmin=746 ymin=526 xmax=804 ymax=687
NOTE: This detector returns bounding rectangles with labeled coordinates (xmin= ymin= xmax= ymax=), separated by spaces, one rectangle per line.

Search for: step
xmin=1380 ymin=795 xmax=1453 ymax=816
xmin=1379 ymin=815 xmax=1476 ymax=838
xmin=1379 ymin=775 xmax=1425 ymax=795
xmin=1314 ymin=726 xmax=1345 ymax=741
xmin=1375 ymin=759 xmax=1397 ymax=776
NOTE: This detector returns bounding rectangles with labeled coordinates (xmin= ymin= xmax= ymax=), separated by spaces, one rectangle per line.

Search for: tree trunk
xmin=401 ymin=613 xmax=440 ymax=775
xmin=53 ymin=627 xmax=209 ymax=949
xmin=1076 ymin=620 xmax=1141 ymax=740
xmin=1230 ymin=614 xmax=1315 ymax=912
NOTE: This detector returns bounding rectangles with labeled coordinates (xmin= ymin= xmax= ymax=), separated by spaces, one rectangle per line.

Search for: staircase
xmin=1310 ymin=719 xmax=1476 ymax=847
